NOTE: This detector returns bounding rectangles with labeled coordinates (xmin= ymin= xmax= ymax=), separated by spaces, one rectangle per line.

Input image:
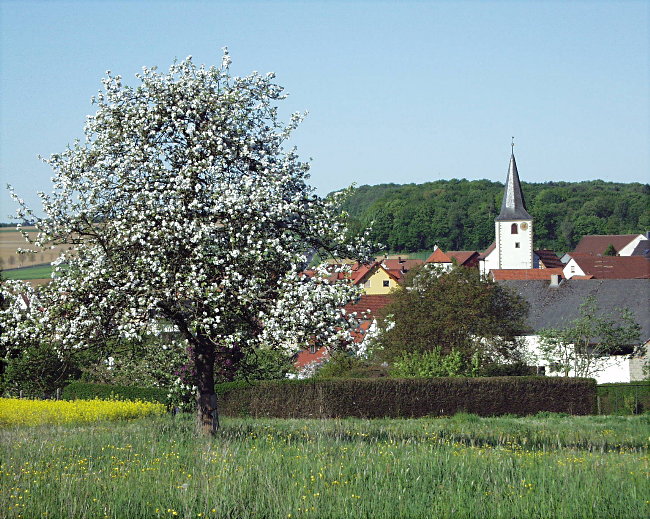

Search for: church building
xmin=480 ymin=149 xmax=534 ymax=275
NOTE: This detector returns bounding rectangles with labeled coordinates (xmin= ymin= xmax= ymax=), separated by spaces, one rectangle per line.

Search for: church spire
xmin=495 ymin=148 xmax=532 ymax=221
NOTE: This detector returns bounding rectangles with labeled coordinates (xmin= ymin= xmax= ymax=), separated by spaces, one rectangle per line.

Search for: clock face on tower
xmin=520 ymin=222 xmax=529 ymax=231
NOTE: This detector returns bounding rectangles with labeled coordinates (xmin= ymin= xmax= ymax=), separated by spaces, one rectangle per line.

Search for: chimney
xmin=550 ymin=274 xmax=560 ymax=287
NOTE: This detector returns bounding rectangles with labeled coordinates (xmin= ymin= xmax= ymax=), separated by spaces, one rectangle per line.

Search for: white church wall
xmin=496 ymin=220 xmax=533 ymax=269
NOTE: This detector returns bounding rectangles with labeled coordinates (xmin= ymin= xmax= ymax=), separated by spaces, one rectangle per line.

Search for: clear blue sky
xmin=1 ymin=0 xmax=648 ymax=219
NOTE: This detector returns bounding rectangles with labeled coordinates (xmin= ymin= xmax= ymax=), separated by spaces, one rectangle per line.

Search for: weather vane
xmin=511 ymin=136 xmax=515 ymax=153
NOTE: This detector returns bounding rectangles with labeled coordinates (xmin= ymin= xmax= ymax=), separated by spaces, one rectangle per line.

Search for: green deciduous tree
xmin=603 ymin=244 xmax=617 ymax=256
xmin=376 ymin=265 xmax=529 ymax=365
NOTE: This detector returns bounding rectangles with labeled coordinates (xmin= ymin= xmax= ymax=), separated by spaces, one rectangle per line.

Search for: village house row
xmin=296 ymin=151 xmax=650 ymax=383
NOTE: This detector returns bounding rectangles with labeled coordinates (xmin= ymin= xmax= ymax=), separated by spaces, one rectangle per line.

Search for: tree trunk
xmin=194 ymin=341 xmax=219 ymax=435
xmin=196 ymin=390 xmax=219 ymax=435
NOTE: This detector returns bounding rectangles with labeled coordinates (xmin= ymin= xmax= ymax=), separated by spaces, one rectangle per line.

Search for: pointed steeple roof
xmin=495 ymin=152 xmax=532 ymax=221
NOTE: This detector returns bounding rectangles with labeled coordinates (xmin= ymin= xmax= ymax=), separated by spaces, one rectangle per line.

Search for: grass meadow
xmin=1 ymin=264 xmax=53 ymax=281
xmin=1 ymin=412 xmax=648 ymax=519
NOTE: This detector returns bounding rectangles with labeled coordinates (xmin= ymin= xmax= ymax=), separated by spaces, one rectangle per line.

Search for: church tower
xmin=494 ymin=149 xmax=533 ymax=269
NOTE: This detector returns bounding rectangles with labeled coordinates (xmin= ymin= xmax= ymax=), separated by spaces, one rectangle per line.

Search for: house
xmin=350 ymin=261 xmax=401 ymax=295
xmin=292 ymin=294 xmax=393 ymax=375
xmin=573 ymin=233 xmax=646 ymax=257
xmin=293 ymin=344 xmax=330 ymax=377
xmin=563 ymin=255 xmax=650 ymax=280
xmin=499 ymin=278 xmax=650 ymax=383
xmin=630 ymin=235 xmax=650 ymax=258
xmin=346 ymin=256 xmax=426 ymax=294
xmin=380 ymin=257 xmax=424 ymax=283
xmin=425 ymin=248 xmax=480 ymax=270
xmin=343 ymin=294 xmax=393 ymax=355
xmin=533 ymin=249 xmax=564 ymax=269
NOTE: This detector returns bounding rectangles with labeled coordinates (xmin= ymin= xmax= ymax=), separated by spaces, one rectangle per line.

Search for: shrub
xmin=479 ymin=362 xmax=537 ymax=377
xmin=1 ymin=342 xmax=97 ymax=398
xmin=62 ymin=382 xmax=168 ymax=405
xmin=315 ymin=352 xmax=388 ymax=379
xmin=597 ymin=382 xmax=650 ymax=415
xmin=390 ymin=348 xmax=480 ymax=378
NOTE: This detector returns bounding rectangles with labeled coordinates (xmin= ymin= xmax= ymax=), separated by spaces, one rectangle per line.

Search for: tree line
xmin=341 ymin=179 xmax=650 ymax=254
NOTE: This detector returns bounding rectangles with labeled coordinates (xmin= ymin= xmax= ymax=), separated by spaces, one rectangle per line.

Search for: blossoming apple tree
xmin=3 ymin=51 xmax=373 ymax=434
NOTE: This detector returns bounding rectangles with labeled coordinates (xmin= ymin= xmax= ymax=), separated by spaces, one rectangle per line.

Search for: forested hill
xmin=341 ymin=179 xmax=650 ymax=254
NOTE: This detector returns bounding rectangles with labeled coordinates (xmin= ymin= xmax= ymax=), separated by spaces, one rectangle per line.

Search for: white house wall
xmin=480 ymin=249 xmax=499 ymax=277
xmin=562 ymin=258 xmax=585 ymax=279
xmin=520 ymin=335 xmax=648 ymax=384
xmin=618 ymin=234 xmax=645 ymax=256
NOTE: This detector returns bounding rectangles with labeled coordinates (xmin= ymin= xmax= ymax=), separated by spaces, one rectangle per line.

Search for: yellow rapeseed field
xmin=0 ymin=397 xmax=166 ymax=427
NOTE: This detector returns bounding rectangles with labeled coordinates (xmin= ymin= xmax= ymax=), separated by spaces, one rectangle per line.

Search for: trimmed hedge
xmin=62 ymin=382 xmax=168 ymax=405
xmin=597 ymin=382 xmax=650 ymax=415
xmin=217 ymin=377 xmax=596 ymax=418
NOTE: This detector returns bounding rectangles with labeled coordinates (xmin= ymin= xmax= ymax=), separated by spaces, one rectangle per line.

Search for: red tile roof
xmin=426 ymin=249 xmax=479 ymax=267
xmin=446 ymin=251 xmax=480 ymax=267
xmin=491 ymin=268 xmax=564 ymax=281
xmin=570 ymin=256 xmax=650 ymax=279
xmin=534 ymin=249 xmax=564 ymax=269
xmin=293 ymin=346 xmax=330 ymax=369
xmin=381 ymin=258 xmax=424 ymax=271
xmin=479 ymin=242 xmax=496 ymax=260
xmin=425 ymin=248 xmax=451 ymax=263
xmin=352 ymin=262 xmax=400 ymax=285
xmin=350 ymin=320 xmax=373 ymax=344
xmin=343 ymin=294 xmax=393 ymax=318
xmin=573 ymin=234 xmax=642 ymax=255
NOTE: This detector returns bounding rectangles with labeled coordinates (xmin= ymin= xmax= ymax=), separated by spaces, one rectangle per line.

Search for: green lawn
xmin=2 ymin=264 xmax=53 ymax=280
xmin=1 ymin=413 xmax=648 ymax=518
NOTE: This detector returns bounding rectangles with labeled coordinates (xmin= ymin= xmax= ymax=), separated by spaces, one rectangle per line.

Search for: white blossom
xmin=2 ymin=52 xmax=375 ymax=401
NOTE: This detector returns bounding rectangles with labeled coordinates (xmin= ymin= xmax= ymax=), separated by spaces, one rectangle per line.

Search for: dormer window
xmin=511 ymin=223 xmax=518 ymax=234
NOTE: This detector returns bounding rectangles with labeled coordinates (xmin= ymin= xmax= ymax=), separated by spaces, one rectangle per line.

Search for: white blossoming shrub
xmin=3 ymin=51 xmax=373 ymax=433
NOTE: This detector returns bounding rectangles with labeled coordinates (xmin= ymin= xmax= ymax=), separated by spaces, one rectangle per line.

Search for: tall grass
xmin=1 ymin=414 xmax=648 ymax=518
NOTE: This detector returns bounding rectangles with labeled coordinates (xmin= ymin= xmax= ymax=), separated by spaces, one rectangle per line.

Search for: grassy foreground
xmin=1 ymin=413 xmax=648 ymax=519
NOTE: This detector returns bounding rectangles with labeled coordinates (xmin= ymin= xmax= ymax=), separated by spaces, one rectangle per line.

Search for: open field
xmin=1 ymin=413 xmax=648 ymax=518
xmin=1 ymin=263 xmax=53 ymax=280
xmin=0 ymin=226 xmax=71 ymax=272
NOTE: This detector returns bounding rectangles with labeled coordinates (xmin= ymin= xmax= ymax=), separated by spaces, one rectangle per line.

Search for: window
xmin=511 ymin=223 xmax=518 ymax=234
xmin=309 ymin=344 xmax=316 ymax=354
xmin=570 ymin=265 xmax=575 ymax=274
xmin=515 ymin=242 xmax=520 ymax=248
xmin=383 ymin=280 xmax=390 ymax=287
